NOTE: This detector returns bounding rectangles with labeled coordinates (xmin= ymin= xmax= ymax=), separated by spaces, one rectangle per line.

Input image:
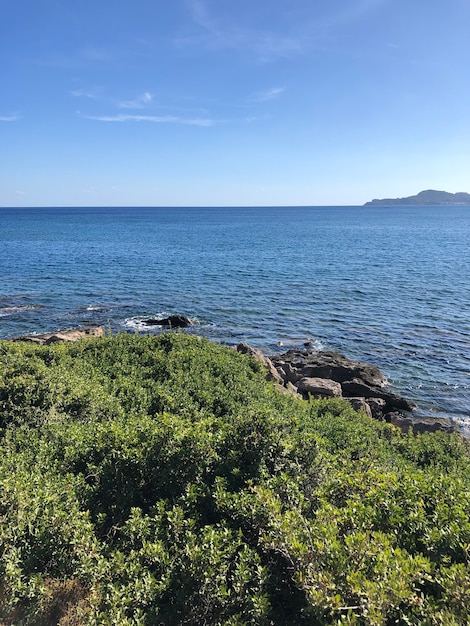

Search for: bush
xmin=1 ymin=333 xmax=470 ymax=624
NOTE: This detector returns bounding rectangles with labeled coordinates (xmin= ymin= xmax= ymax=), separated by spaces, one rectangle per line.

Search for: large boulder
xmin=297 ymin=377 xmax=342 ymax=398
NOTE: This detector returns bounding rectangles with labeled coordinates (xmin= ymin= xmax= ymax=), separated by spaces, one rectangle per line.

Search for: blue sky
xmin=2 ymin=0 xmax=470 ymax=206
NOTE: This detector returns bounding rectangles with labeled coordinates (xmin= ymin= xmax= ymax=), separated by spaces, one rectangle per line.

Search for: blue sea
xmin=1 ymin=206 xmax=469 ymax=424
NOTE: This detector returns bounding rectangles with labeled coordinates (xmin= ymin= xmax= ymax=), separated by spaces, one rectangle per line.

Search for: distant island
xmin=364 ymin=189 xmax=470 ymax=206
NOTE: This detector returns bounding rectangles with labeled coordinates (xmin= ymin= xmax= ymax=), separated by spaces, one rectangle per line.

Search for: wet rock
xmin=142 ymin=315 xmax=194 ymax=328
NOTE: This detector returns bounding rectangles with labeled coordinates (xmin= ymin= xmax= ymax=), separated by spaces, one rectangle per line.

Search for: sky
xmin=1 ymin=0 xmax=470 ymax=207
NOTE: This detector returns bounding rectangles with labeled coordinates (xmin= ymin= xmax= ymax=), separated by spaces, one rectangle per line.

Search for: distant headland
xmin=364 ymin=189 xmax=470 ymax=206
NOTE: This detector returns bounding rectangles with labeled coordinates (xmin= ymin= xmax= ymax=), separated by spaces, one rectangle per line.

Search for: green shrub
xmin=1 ymin=333 xmax=470 ymax=624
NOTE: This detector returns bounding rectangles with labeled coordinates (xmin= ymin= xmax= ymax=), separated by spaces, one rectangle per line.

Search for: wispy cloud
xmin=72 ymin=89 xmax=155 ymax=110
xmin=118 ymin=92 xmax=153 ymax=109
xmin=179 ymin=0 xmax=306 ymax=62
xmin=0 ymin=114 xmax=20 ymax=122
xmin=70 ymin=88 xmax=101 ymax=100
xmin=73 ymin=87 xmax=220 ymax=126
xmin=78 ymin=111 xmax=217 ymax=127
xmin=180 ymin=0 xmax=390 ymax=62
xmin=247 ymin=87 xmax=285 ymax=103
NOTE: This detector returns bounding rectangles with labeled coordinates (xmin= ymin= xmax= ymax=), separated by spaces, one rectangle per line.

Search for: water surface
xmin=1 ymin=205 xmax=469 ymax=421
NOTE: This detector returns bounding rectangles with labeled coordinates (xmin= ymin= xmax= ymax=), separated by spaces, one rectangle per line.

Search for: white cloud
xmin=72 ymin=89 xmax=155 ymax=110
xmin=0 ymin=114 xmax=20 ymax=122
xmin=118 ymin=92 xmax=153 ymax=109
xmin=78 ymin=111 xmax=216 ymax=127
xmin=70 ymin=88 xmax=101 ymax=100
xmin=247 ymin=87 xmax=285 ymax=103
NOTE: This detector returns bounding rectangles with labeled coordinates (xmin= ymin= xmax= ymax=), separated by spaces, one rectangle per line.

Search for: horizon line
xmin=0 ymin=203 xmax=365 ymax=209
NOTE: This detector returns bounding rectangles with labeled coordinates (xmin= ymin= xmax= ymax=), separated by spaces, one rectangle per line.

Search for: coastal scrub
xmin=0 ymin=333 xmax=470 ymax=624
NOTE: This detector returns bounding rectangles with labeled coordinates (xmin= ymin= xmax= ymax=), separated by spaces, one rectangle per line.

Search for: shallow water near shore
xmin=1 ymin=205 xmax=469 ymax=422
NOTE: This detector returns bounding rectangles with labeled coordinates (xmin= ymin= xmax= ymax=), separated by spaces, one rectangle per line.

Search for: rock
xmin=275 ymin=361 xmax=302 ymax=384
xmin=286 ymin=381 xmax=301 ymax=396
xmin=271 ymin=350 xmax=386 ymax=387
xmin=11 ymin=326 xmax=105 ymax=345
xmin=341 ymin=378 xmax=416 ymax=412
xmin=388 ymin=413 xmax=456 ymax=435
xmin=142 ymin=315 xmax=194 ymax=328
xmin=345 ymin=397 xmax=373 ymax=418
xmin=236 ymin=342 xmax=284 ymax=384
xmin=297 ymin=377 xmax=342 ymax=398
xmin=275 ymin=382 xmax=302 ymax=397
xmin=269 ymin=347 xmax=420 ymax=421
xmin=367 ymin=397 xmax=387 ymax=420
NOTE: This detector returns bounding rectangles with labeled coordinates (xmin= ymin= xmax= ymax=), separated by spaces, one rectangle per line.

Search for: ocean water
xmin=1 ymin=205 xmax=469 ymax=422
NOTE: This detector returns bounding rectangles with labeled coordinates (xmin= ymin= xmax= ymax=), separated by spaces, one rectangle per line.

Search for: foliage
xmin=1 ymin=333 xmax=470 ymax=624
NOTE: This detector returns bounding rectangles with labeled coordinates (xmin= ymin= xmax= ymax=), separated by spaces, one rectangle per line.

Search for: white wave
xmin=276 ymin=337 xmax=324 ymax=351
xmin=123 ymin=314 xmax=169 ymax=332
xmin=80 ymin=305 xmax=107 ymax=312
xmin=0 ymin=305 xmax=45 ymax=313
xmin=123 ymin=313 xmax=201 ymax=332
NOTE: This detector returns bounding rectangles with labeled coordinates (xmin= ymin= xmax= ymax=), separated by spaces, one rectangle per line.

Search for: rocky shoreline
xmin=236 ymin=343 xmax=458 ymax=436
xmin=6 ymin=325 xmax=458 ymax=436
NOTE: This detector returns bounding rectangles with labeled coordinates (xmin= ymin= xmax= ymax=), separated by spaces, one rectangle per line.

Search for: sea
xmin=1 ymin=205 xmax=469 ymax=425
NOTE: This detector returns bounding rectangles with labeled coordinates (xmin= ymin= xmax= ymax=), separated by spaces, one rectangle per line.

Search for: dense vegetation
xmin=1 ymin=333 xmax=470 ymax=625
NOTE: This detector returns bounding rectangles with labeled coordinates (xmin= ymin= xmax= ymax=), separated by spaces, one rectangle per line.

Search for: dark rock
xmin=269 ymin=347 xmax=420 ymax=421
xmin=367 ymin=398 xmax=387 ymax=420
xmin=271 ymin=350 xmax=386 ymax=387
xmin=341 ymin=378 xmax=416 ymax=412
xmin=275 ymin=361 xmax=302 ymax=384
xmin=241 ymin=344 xmax=462 ymax=434
xmin=142 ymin=315 xmax=194 ymax=328
xmin=285 ymin=381 xmax=301 ymax=396
xmin=297 ymin=377 xmax=342 ymax=398
xmin=388 ymin=413 xmax=456 ymax=435
xmin=340 ymin=378 xmax=378 ymax=398
xmin=345 ymin=397 xmax=373 ymax=419
xmin=380 ymin=392 xmax=416 ymax=413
